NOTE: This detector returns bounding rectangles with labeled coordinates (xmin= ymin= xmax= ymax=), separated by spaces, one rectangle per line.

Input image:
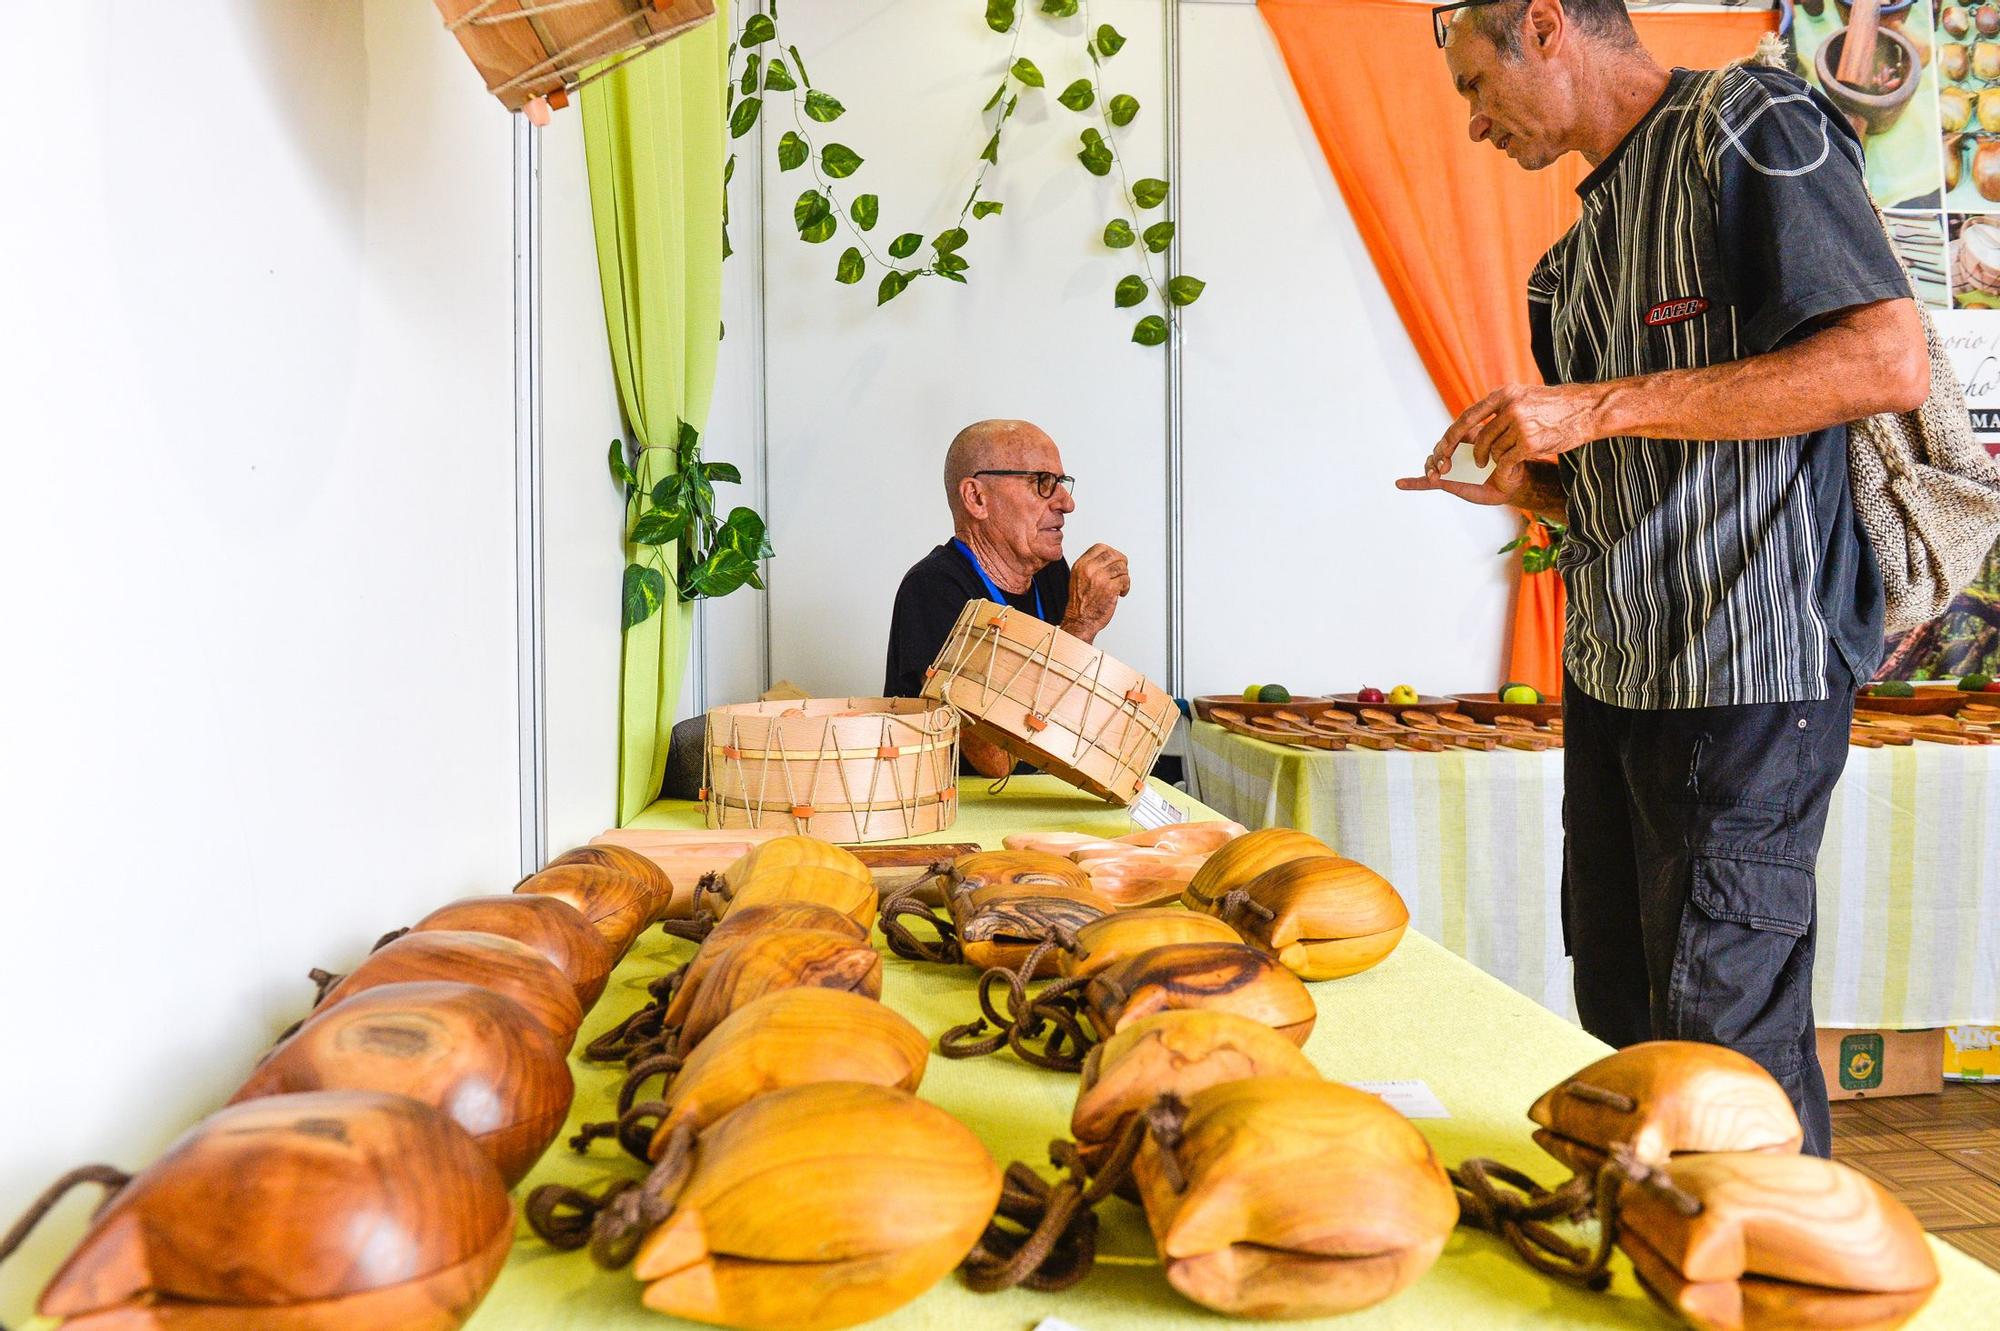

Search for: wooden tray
xmin=1192 ymin=694 xmax=1332 ymax=723
xmin=1326 ymin=693 xmax=1461 ymax=716
xmin=1854 ymin=688 xmax=1974 ymax=716
xmin=1451 ymin=692 xmax=1564 ymax=726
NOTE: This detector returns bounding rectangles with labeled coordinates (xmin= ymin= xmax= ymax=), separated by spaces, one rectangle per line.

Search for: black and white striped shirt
xmin=1529 ymin=66 xmax=1897 ymax=710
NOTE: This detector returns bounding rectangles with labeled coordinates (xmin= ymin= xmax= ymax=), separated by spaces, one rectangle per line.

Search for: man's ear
xmin=958 ymin=477 xmax=987 ymax=519
xmin=1525 ymin=0 xmax=1564 ymax=53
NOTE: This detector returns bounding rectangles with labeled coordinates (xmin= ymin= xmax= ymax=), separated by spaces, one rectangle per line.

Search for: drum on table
xmin=921 ymin=599 xmax=1176 ymax=806
xmin=433 ymin=0 xmax=716 ymax=114
xmin=702 ymin=698 xmax=960 ymax=842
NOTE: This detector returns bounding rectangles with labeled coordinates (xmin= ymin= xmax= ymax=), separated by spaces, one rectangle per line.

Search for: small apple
xmin=1986 ymin=680 xmax=2000 ymax=693
xmin=1981 ymin=3 xmax=2000 ymax=37
xmin=1945 ymin=41 xmax=1971 ymax=81
xmin=1500 ymin=682 xmax=1543 ymax=705
xmin=1242 ymin=684 xmax=1263 ymax=701
xmin=1387 ymin=684 xmax=1420 ymax=706
xmin=1975 ymin=38 xmax=2000 ymax=80
xmin=1946 ymin=4 xmax=1973 ymax=38
xmin=1356 ymin=686 xmax=1386 ymax=704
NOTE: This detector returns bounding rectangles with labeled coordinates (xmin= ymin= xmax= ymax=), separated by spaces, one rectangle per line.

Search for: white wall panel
xmin=0 ymin=3 xmax=520 ymax=1312
xmin=1178 ymin=1 xmax=1515 ymax=699
xmin=755 ymin=0 xmax=1172 ymax=698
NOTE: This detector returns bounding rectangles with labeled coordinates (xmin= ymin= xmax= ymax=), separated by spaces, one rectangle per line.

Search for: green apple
xmin=1242 ymin=684 xmax=1263 ymax=701
xmin=1387 ymin=684 xmax=1420 ymax=705
xmin=1500 ymin=683 xmax=1542 ymax=705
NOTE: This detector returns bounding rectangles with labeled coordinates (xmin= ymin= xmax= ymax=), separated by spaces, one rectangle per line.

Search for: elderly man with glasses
xmin=1400 ymin=0 xmax=1931 ymax=1158
xmin=884 ymin=418 xmax=1131 ymax=779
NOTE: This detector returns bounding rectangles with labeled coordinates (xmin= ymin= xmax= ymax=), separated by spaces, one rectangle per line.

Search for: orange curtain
xmin=1259 ymin=0 xmax=1774 ymax=698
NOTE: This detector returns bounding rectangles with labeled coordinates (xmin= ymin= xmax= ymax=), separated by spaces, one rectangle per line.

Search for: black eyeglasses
xmin=973 ymin=469 xmax=1076 ymax=499
xmin=1433 ymin=0 xmax=1505 ymax=47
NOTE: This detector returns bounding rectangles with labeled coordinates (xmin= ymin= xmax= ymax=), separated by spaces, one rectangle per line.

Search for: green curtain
xmin=581 ymin=3 xmax=729 ymax=825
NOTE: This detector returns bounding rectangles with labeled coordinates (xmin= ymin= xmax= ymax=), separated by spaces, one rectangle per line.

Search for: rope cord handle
xmin=960 ymin=1096 xmax=1187 ymax=1294
xmin=0 ymin=1164 xmax=134 ymax=1329
xmin=527 ymin=1121 xmax=699 ymax=1270
xmin=879 ymin=874 xmax=963 ymax=964
xmin=937 ymin=935 xmax=1094 ymax=1073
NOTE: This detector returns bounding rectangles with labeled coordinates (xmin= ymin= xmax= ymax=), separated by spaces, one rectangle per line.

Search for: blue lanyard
xmin=953 ymin=538 xmax=1043 ymax=620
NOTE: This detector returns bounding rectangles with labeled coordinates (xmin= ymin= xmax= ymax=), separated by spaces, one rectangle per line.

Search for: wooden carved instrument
xmin=1181 ymin=826 xmax=1333 ymax=914
xmin=514 ymin=861 xmax=656 ymax=959
xmin=313 ymin=929 xmax=584 ymax=1051
xmin=1529 ymin=1041 xmax=1804 ymax=1174
xmin=1082 ymin=942 xmax=1317 ymax=1046
xmin=404 ymin=892 xmax=615 ymax=1011
xmin=1215 ymin=854 xmax=1410 ymax=980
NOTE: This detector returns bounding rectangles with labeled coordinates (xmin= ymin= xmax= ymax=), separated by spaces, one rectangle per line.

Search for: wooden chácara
xmin=314 ymin=930 xmax=584 ymax=1051
xmin=514 ymin=863 xmax=655 ymax=959
xmin=1616 ymin=1152 xmax=1938 ymax=1330
xmin=1216 ymin=854 xmax=1410 ymax=981
xmin=946 ymin=851 xmax=1111 ymax=976
xmin=234 ymin=982 xmax=574 ymax=1187
xmin=1133 ymin=1078 xmax=1457 ymax=1318
xmin=36 ymin=1091 xmax=511 ymax=1331
xmin=1082 ymin=942 xmax=1317 ymax=1046
xmin=662 ymin=924 xmax=883 ymax=1053
xmin=1060 ymin=909 xmax=1244 ymax=983
xmin=1181 ymin=826 xmax=1332 ymax=914
xmin=1530 ymin=1041 xmax=1804 ymax=1174
xmin=405 ymin=893 xmax=615 ymax=1010
xmin=545 ymin=843 xmax=679 ymax=923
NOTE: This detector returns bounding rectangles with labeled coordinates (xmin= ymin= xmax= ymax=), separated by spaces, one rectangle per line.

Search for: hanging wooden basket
xmin=433 ymin=0 xmax=717 ymax=114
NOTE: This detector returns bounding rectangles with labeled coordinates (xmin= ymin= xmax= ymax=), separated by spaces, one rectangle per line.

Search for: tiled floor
xmin=1831 ymin=1080 xmax=2000 ymax=1271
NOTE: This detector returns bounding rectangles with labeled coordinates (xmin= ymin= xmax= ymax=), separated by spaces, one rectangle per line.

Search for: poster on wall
xmin=1788 ymin=1 xmax=2000 ymax=680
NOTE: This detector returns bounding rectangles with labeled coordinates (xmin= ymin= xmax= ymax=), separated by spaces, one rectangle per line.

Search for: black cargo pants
xmin=1561 ymin=673 xmax=1853 ymax=1158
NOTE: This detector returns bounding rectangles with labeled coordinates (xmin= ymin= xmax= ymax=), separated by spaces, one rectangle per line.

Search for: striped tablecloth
xmin=1186 ymin=721 xmax=2000 ymax=1028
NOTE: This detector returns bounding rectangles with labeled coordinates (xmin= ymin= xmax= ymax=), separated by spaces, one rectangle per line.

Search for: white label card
xmin=1033 ymin=1320 xmax=1089 ymax=1331
xmin=1129 ymin=786 xmax=1188 ymax=830
xmin=1347 ymin=1079 xmax=1451 ymax=1119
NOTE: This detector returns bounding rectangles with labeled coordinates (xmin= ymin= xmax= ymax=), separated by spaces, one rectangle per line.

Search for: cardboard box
xmin=1945 ymin=1025 xmax=2000 ymax=1082
xmin=1817 ymin=1027 xmax=1944 ymax=1101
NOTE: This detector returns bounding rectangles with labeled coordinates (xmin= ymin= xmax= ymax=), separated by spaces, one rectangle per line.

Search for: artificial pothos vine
xmin=612 ymin=422 xmax=773 ymax=629
xmin=722 ymin=0 xmax=1205 ymax=345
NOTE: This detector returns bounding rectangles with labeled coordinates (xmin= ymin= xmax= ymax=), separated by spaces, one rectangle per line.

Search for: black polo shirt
xmin=883 ymin=541 xmax=1071 ymax=698
xmin=1528 ymin=65 xmax=1895 ymax=709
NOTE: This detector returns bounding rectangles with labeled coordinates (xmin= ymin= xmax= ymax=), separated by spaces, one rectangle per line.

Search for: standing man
xmin=886 ymin=419 xmax=1131 ymax=779
xmin=1400 ymin=0 xmax=1928 ymax=1155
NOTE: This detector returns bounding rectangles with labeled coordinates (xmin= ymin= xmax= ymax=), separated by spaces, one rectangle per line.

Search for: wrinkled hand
xmin=1062 ymin=543 xmax=1130 ymax=642
xmin=1396 ymin=383 xmax=1599 ymax=504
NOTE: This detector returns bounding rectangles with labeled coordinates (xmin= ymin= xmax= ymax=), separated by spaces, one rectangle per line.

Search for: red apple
xmin=1356 ymin=686 xmax=1386 ymax=704
xmin=1985 ymin=681 xmax=2000 ymax=692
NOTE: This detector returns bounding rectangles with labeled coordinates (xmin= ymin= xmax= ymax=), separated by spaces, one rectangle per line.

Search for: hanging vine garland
xmin=720 ymin=0 xmax=1206 ymax=345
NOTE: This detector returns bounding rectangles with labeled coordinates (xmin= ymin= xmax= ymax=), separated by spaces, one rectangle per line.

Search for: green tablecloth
xmin=460 ymin=775 xmax=2000 ymax=1330
xmin=1186 ymin=721 xmax=2000 ymax=1031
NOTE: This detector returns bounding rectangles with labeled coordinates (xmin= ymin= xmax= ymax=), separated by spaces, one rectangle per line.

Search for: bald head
xmin=945 ymin=419 xmax=1054 ymax=521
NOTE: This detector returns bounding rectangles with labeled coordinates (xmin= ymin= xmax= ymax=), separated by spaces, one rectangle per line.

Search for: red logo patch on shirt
xmin=1645 ymin=296 xmax=1711 ymax=327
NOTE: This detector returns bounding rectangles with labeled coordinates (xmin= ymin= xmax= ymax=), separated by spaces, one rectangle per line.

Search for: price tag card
xmin=1347 ymin=1079 xmax=1451 ymax=1119
xmin=1130 ymin=785 xmax=1188 ymax=831
xmin=1033 ymin=1320 xmax=1090 ymax=1331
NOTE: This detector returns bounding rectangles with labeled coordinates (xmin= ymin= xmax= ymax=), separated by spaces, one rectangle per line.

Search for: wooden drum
xmin=922 ymin=600 xmax=1177 ymax=805
xmin=703 ymin=698 xmax=960 ymax=842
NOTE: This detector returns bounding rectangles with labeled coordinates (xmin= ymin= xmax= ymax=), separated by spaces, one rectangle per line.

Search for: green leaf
xmin=1132 ymin=177 xmax=1169 ymax=209
xmin=984 ymin=81 xmax=1007 ymax=112
xmin=1096 ymin=23 xmax=1126 ymax=56
xmin=804 ymin=89 xmax=845 ymax=122
xmin=1114 ymin=275 xmax=1148 ymax=308
xmin=980 ymin=132 xmax=1001 ymax=165
xmin=763 ymin=58 xmax=797 ymax=92
xmin=1103 ymin=219 xmax=1135 ymax=248
xmin=836 ymin=246 xmax=866 ymax=284
xmin=1143 ymin=220 xmax=1175 ymax=252
xmin=788 ymin=44 xmax=812 ymax=86
xmin=1058 ymin=79 xmax=1095 ymax=111
xmin=741 ymin=13 xmax=776 ymax=45
xmin=820 ymin=142 xmax=863 ymax=178
xmin=1108 ymin=93 xmax=1140 ymax=126
xmin=1132 ymin=315 xmax=1169 ymax=347
xmin=878 ymin=270 xmax=912 ymax=305
xmin=933 ymin=227 xmax=969 ymax=254
xmin=794 ymin=188 xmax=831 ymax=233
xmin=972 ymin=200 xmax=1004 ymax=219
xmin=622 ymin=563 xmax=667 ymax=628
xmin=1040 ymin=0 xmax=1079 ymax=16
xmin=703 ymin=461 xmax=743 ymax=484
xmin=936 ymin=252 xmax=970 ymax=275
xmin=1011 ymin=57 xmax=1045 ymax=87
xmin=986 ymin=0 xmax=1016 ymax=32
xmin=608 ymin=440 xmax=637 ymax=490
xmin=728 ymin=97 xmax=761 ymax=139
xmin=677 ymin=419 xmax=701 ymax=465
xmin=724 ymin=155 xmax=736 ymax=185
xmin=686 ymin=469 xmax=715 ymax=517
xmin=778 ymin=130 xmax=809 ymax=171
xmin=721 ymin=507 xmax=774 ymax=559
xmin=888 ymin=232 xmax=923 ymax=260
xmin=740 ymin=54 xmax=760 ymax=96
xmin=1167 ymin=275 xmax=1206 ymax=306
xmin=800 ymin=215 xmax=837 ymax=244
xmin=631 ymin=507 xmax=689 ymax=546
xmin=1498 ymin=537 xmax=1526 ymax=554
xmin=687 ymin=547 xmax=759 ymax=599
xmin=1077 ymin=129 xmax=1112 ymax=177
xmin=850 ymin=194 xmax=879 ymax=231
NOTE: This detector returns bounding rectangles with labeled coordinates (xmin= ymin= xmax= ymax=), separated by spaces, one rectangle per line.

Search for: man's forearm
xmin=1579 ymin=301 xmax=1927 ymax=444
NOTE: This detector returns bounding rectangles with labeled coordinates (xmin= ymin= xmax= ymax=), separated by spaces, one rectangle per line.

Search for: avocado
xmin=1257 ymin=684 xmax=1292 ymax=704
